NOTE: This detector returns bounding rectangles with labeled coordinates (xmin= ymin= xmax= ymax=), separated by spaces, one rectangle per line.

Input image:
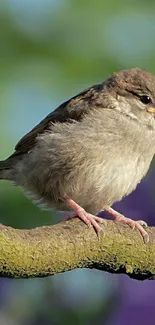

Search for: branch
xmin=0 ymin=219 xmax=155 ymax=280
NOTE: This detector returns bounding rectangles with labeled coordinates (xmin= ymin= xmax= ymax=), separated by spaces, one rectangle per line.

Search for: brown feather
xmin=14 ymin=83 xmax=104 ymax=155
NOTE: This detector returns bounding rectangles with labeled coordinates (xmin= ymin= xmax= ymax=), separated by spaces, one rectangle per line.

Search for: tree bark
xmin=0 ymin=219 xmax=155 ymax=280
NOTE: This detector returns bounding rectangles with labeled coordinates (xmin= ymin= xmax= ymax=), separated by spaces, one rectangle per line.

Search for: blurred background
xmin=0 ymin=0 xmax=155 ymax=324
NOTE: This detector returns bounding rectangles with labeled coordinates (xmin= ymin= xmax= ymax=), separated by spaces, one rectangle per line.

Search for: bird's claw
xmin=105 ymin=207 xmax=149 ymax=243
xmin=64 ymin=199 xmax=106 ymax=233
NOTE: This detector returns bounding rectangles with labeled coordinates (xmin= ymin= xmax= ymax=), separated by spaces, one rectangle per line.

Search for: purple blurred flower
xmin=105 ymin=166 xmax=155 ymax=325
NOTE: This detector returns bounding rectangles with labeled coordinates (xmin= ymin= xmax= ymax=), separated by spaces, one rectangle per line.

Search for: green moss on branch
xmin=0 ymin=219 xmax=155 ymax=280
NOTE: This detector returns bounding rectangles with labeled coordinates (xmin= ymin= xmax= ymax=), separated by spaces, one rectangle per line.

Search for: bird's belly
xmin=51 ymin=157 xmax=150 ymax=214
xmin=73 ymin=156 xmax=151 ymax=214
xmin=16 ymin=149 xmax=152 ymax=215
xmin=98 ymin=157 xmax=150 ymax=209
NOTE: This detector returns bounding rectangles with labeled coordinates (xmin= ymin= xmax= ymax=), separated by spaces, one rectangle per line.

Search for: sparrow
xmin=1 ymin=68 xmax=155 ymax=243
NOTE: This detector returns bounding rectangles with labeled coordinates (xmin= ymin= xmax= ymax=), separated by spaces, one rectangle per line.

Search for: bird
xmin=1 ymin=67 xmax=155 ymax=243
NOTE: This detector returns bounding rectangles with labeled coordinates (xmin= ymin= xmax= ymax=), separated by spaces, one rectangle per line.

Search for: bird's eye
xmin=139 ymin=95 xmax=152 ymax=105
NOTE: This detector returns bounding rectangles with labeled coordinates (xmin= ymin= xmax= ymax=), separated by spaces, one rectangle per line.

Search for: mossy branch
xmin=0 ymin=219 xmax=155 ymax=280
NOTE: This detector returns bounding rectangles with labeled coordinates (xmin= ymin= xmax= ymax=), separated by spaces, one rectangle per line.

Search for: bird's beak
xmin=146 ymin=107 xmax=155 ymax=114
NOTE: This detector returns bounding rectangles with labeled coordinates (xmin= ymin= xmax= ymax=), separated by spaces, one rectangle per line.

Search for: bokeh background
xmin=0 ymin=0 xmax=155 ymax=324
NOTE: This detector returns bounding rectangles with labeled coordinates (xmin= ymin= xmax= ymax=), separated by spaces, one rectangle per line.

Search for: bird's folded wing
xmin=13 ymin=83 xmax=104 ymax=156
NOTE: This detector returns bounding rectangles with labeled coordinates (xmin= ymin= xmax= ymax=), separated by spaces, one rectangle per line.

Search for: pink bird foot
xmin=65 ymin=198 xmax=106 ymax=233
xmin=105 ymin=207 xmax=149 ymax=243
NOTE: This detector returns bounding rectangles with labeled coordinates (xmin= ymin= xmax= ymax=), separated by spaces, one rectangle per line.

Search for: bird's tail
xmin=0 ymin=160 xmax=12 ymax=180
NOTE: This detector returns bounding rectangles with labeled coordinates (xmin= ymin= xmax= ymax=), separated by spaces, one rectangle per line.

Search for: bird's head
xmin=105 ymin=68 xmax=155 ymax=129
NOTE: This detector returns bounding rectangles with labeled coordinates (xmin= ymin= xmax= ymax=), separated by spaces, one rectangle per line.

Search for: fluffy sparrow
xmin=1 ymin=68 xmax=155 ymax=242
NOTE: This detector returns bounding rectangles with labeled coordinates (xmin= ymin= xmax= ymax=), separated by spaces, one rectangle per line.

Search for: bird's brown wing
xmin=11 ymin=83 xmax=104 ymax=157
